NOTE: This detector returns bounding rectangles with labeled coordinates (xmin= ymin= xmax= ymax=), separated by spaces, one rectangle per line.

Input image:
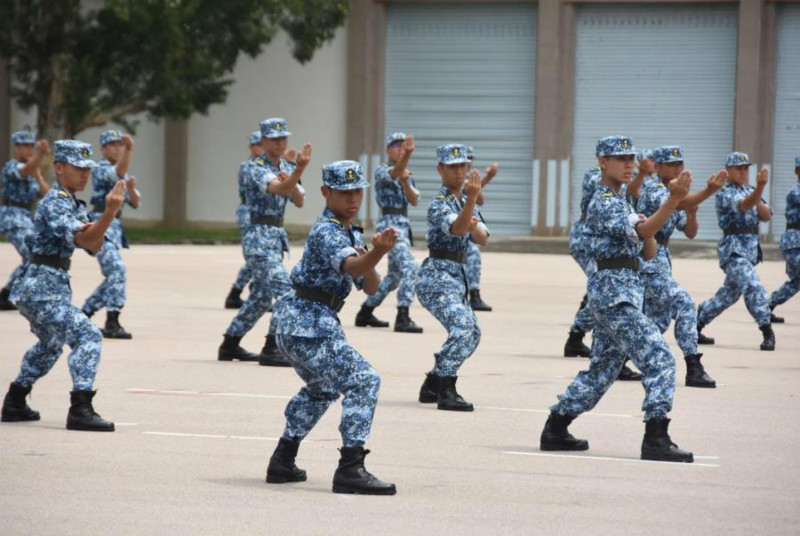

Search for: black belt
xmin=656 ymin=236 xmax=670 ymax=246
xmin=787 ymin=222 xmax=800 ymax=231
xmin=723 ymin=226 xmax=758 ymax=236
xmin=381 ymin=207 xmax=407 ymax=216
xmin=294 ymin=286 xmax=344 ymax=313
xmin=428 ymin=249 xmax=467 ymax=264
xmin=252 ymin=216 xmax=284 ymax=227
xmin=597 ymin=257 xmax=640 ymax=271
xmin=4 ymin=200 xmax=33 ymax=210
xmin=30 ymin=254 xmax=71 ymax=271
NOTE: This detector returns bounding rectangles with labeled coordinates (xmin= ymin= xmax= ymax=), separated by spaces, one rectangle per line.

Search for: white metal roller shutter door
xmin=772 ymin=5 xmax=800 ymax=237
xmin=570 ymin=5 xmax=738 ymax=240
xmin=385 ymin=3 xmax=536 ymax=236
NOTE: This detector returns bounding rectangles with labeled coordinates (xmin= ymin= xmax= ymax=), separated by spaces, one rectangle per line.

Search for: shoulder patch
xmin=435 ymin=194 xmax=446 ymax=200
xmin=256 ymin=158 xmax=265 ymax=166
xmin=58 ymin=190 xmax=71 ymax=198
xmin=328 ymin=217 xmax=342 ymax=227
xmin=602 ymin=191 xmax=614 ymax=197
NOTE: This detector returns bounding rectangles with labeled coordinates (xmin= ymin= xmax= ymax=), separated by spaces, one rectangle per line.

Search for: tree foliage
xmin=0 ymin=0 xmax=349 ymax=139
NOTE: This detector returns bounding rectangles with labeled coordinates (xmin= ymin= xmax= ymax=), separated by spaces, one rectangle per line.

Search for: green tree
xmin=0 ymin=0 xmax=348 ymax=140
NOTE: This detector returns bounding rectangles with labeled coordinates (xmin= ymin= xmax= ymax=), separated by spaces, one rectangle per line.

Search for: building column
xmin=0 ymin=58 xmax=11 ymax=166
xmin=163 ymin=118 xmax=188 ymax=226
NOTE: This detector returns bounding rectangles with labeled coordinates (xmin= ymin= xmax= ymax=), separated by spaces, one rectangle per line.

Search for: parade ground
xmin=1 ymin=243 xmax=798 ymax=535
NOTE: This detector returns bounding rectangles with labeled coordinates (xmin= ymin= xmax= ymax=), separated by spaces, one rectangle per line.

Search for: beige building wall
xmin=186 ymin=27 xmax=349 ymax=227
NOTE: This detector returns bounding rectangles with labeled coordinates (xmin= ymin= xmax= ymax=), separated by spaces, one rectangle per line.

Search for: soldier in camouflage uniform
xmin=80 ymin=130 xmax=139 ymax=340
xmin=1 ymin=140 xmax=123 ymax=432
xmin=540 ymin=135 xmax=694 ymax=463
xmin=768 ymin=156 xmax=800 ymax=322
xmin=464 ymin=145 xmax=498 ymax=312
xmin=266 ymin=160 xmax=397 ymax=495
xmin=218 ymin=118 xmax=309 ymax=366
xmin=638 ymin=146 xmax=726 ymax=388
xmin=355 ymin=132 xmax=423 ymax=333
xmin=0 ymin=131 xmax=51 ymax=311
xmin=415 ymin=144 xmax=489 ymax=412
xmin=224 ymin=131 xmax=263 ymax=309
xmin=697 ymin=152 xmax=775 ymax=351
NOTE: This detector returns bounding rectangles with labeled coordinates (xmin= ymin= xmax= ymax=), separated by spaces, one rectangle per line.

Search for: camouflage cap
xmin=385 ymin=132 xmax=406 ymax=146
xmin=11 ymin=130 xmax=36 ymax=145
xmin=725 ymin=152 xmax=751 ymax=167
xmin=100 ymin=129 xmax=124 ymax=146
xmin=437 ymin=143 xmax=470 ymax=165
xmin=53 ymin=140 xmax=96 ymax=169
xmin=322 ymin=160 xmax=370 ymax=191
xmin=794 ymin=156 xmax=800 ymax=168
xmin=595 ymin=136 xmax=636 ymax=157
xmin=248 ymin=131 xmax=262 ymax=145
xmin=636 ymin=149 xmax=653 ymax=162
xmin=652 ymin=146 xmax=684 ymax=164
xmin=260 ymin=117 xmax=291 ymax=139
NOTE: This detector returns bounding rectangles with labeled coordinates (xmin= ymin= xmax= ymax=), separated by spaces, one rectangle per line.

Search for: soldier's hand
xmin=121 ymin=134 xmax=134 ymax=150
xmin=372 ymin=228 xmax=398 ymax=254
xmin=402 ymin=135 xmax=415 ymax=155
xmin=668 ymin=170 xmax=692 ymax=201
xmin=284 ymin=148 xmax=298 ymax=162
xmin=485 ymin=163 xmax=499 ymax=180
xmin=106 ymin=181 xmax=126 ymax=214
xmin=35 ymin=139 xmax=50 ymax=154
xmin=464 ymin=169 xmax=482 ymax=201
xmin=708 ymin=169 xmax=727 ymax=191
xmin=469 ymin=216 xmax=480 ymax=231
xmin=640 ymin=159 xmax=655 ymax=175
xmin=127 ymin=175 xmax=137 ymax=189
xmin=296 ymin=143 xmax=312 ymax=169
xmin=756 ymin=168 xmax=769 ymax=187
xmin=275 ymin=171 xmax=289 ymax=182
xmin=354 ymin=246 xmax=368 ymax=256
xmin=686 ymin=203 xmax=699 ymax=215
xmin=398 ymin=169 xmax=411 ymax=183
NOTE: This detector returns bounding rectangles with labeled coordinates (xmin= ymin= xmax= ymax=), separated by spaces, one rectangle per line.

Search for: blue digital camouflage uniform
xmin=226 ymin=118 xmax=305 ymax=339
xmin=769 ymin=171 xmax=800 ymax=309
xmin=82 ymin=130 xmax=137 ymax=314
xmin=1 ymin=158 xmax=39 ymax=293
xmin=697 ymin=162 xmax=771 ymax=328
xmin=231 ymin=133 xmax=261 ymax=292
xmin=10 ymin=141 xmax=103 ymax=391
xmin=416 ymin=144 xmax=488 ymax=377
xmin=273 ymin=161 xmax=380 ymax=448
xmin=552 ymin=136 xmax=676 ymax=421
xmin=638 ymin=177 xmax=698 ymax=358
xmin=363 ymin=161 xmax=419 ymax=308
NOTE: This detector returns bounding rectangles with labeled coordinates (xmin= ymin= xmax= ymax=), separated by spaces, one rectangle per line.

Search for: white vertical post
xmin=531 ymin=159 xmax=539 ymax=229
xmin=546 ymin=159 xmax=557 ymax=228
xmin=358 ymin=153 xmax=369 ymax=222
xmin=559 ymin=159 xmax=570 ymax=228
xmin=370 ymin=154 xmax=382 ymax=226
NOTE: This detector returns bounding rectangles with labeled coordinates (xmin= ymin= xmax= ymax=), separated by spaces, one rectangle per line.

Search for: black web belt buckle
xmin=597 ymin=257 xmax=639 ymax=271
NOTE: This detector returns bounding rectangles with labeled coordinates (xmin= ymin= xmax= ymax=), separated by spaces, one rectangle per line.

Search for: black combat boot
xmin=66 ymin=390 xmax=115 ymax=432
xmin=355 ymin=305 xmax=389 ymax=328
xmin=564 ymin=330 xmax=591 ymax=358
xmin=102 ymin=311 xmax=132 ymax=339
xmin=218 ymin=334 xmax=259 ymax=362
xmin=259 ymin=334 xmax=292 ymax=367
xmin=540 ymin=413 xmax=589 ymax=451
xmin=469 ymin=289 xmax=492 ymax=312
xmin=224 ymin=286 xmax=244 ymax=309
xmin=437 ymin=376 xmax=474 ymax=412
xmin=0 ymin=287 xmax=17 ymax=311
xmin=769 ymin=305 xmax=784 ymax=324
xmin=266 ymin=437 xmax=307 ymax=483
xmin=394 ymin=306 xmax=423 ymax=333
xmin=697 ymin=322 xmax=715 ymax=345
xmin=684 ymin=354 xmax=716 ymax=388
xmin=617 ymin=361 xmax=642 ymax=382
xmin=1 ymin=382 xmax=40 ymax=422
xmin=332 ymin=446 xmax=396 ymax=495
xmin=641 ymin=417 xmax=693 ymax=463
xmin=759 ymin=324 xmax=775 ymax=351
xmin=418 ymin=373 xmax=439 ymax=403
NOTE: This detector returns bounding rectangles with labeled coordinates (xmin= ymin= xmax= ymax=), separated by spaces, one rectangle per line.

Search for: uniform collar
xmin=54 ymin=183 xmax=78 ymax=204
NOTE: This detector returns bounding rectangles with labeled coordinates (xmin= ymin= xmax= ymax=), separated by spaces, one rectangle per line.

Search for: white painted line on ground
xmin=144 ymin=431 xmax=280 ymax=441
xmin=478 ymin=406 xmax=633 ymax=418
xmin=503 ymin=451 xmax=720 ymax=467
xmin=128 ymin=388 xmax=291 ymax=400
xmin=114 ymin=422 xmax=139 ymax=426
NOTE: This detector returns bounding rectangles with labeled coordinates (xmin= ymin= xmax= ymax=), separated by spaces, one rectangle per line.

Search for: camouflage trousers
xmin=551 ymin=302 xmax=676 ymax=420
xmin=769 ymin=249 xmax=800 ymax=309
xmin=642 ymin=271 xmax=698 ymax=358
xmin=416 ymin=261 xmax=481 ymax=377
xmin=698 ymin=256 xmax=770 ymax=327
xmin=364 ymin=240 xmax=419 ymax=308
xmin=3 ymin=226 xmax=31 ymax=291
xmin=83 ymin=241 xmax=126 ymax=313
xmin=277 ymin=332 xmax=380 ymax=447
xmin=226 ymin=246 xmax=290 ymax=338
xmin=465 ymin=241 xmax=482 ymax=291
xmin=14 ymin=299 xmax=103 ymax=391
